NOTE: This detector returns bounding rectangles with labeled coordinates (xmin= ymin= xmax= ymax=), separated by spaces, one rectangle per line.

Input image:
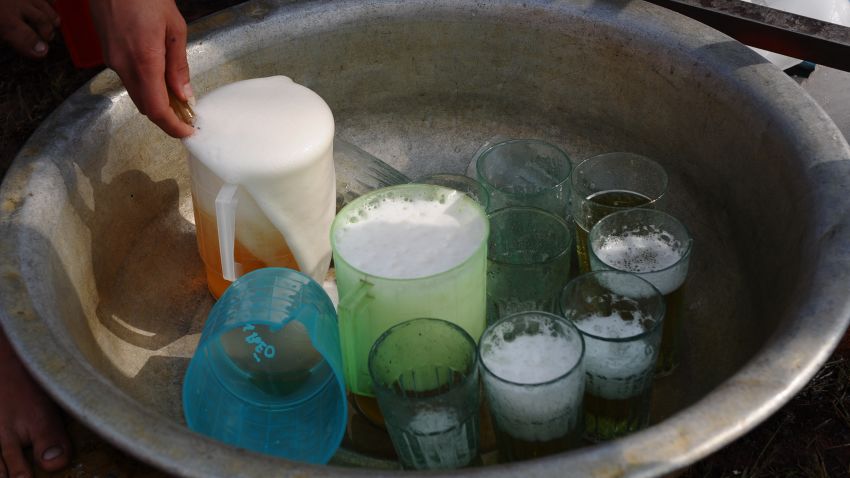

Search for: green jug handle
xmin=337 ymin=279 xmax=374 ymax=394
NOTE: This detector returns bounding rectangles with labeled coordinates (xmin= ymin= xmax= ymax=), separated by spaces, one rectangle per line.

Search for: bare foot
xmin=0 ymin=328 xmax=71 ymax=478
xmin=0 ymin=0 xmax=61 ymax=59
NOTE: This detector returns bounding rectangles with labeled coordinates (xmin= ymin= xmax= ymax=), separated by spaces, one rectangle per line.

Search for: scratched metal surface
xmin=1 ymin=0 xmax=850 ymax=476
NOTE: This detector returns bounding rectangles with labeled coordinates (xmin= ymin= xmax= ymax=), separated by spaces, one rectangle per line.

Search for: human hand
xmin=89 ymin=0 xmax=195 ymax=138
xmin=0 ymin=0 xmax=61 ymax=59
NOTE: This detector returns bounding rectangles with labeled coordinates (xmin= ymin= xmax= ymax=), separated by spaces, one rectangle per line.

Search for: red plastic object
xmin=54 ymin=0 xmax=104 ymax=68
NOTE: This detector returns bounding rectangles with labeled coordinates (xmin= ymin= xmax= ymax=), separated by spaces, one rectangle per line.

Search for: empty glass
xmin=417 ymin=173 xmax=490 ymax=210
xmin=475 ymin=139 xmax=572 ymax=215
xmin=369 ymin=318 xmax=480 ymax=470
xmin=486 ymin=206 xmax=573 ymax=323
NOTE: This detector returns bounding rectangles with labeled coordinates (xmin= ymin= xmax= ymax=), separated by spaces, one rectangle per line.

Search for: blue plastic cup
xmin=182 ymin=268 xmax=347 ymax=464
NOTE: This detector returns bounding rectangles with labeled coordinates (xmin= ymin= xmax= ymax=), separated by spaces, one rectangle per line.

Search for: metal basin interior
xmin=2 ymin=0 xmax=850 ymax=476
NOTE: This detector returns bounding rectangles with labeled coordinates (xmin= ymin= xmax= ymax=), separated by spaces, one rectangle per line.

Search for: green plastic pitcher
xmin=331 ymin=184 xmax=489 ymax=406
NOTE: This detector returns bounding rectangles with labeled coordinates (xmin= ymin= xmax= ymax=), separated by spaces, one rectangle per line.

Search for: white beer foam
xmin=184 ymin=76 xmax=336 ymax=282
xmin=577 ymin=313 xmax=655 ymax=400
xmin=481 ymin=323 xmax=584 ymax=442
xmin=595 ymin=231 xmax=687 ymax=295
xmin=334 ymin=191 xmax=487 ymax=279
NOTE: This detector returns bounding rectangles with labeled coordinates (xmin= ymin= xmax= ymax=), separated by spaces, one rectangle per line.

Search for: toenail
xmin=33 ymin=41 xmax=47 ymax=54
xmin=42 ymin=446 xmax=63 ymax=461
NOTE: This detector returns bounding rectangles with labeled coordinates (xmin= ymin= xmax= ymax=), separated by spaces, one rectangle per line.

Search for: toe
xmin=27 ymin=409 xmax=70 ymax=472
xmin=0 ymin=429 xmax=29 ymax=478
xmin=0 ymin=22 xmax=48 ymax=59
xmin=22 ymin=3 xmax=56 ymax=44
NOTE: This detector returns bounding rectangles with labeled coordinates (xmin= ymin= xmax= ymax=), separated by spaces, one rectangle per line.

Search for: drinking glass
xmin=369 ymin=318 xmax=480 ymax=470
xmin=560 ymin=271 xmax=665 ymax=441
xmin=479 ymin=311 xmax=585 ymax=461
xmin=487 ymin=207 xmax=573 ymax=323
xmin=589 ymin=208 xmax=692 ymax=376
xmin=570 ymin=152 xmax=668 ymax=273
xmin=475 ymin=139 xmax=572 ymax=215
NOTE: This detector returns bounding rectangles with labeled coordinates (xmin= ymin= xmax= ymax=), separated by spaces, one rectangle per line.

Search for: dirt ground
xmin=2 ymin=1 xmax=849 ymax=477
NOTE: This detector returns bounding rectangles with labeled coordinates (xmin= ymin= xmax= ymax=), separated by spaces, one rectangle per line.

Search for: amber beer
xmin=582 ymin=368 xmax=655 ymax=440
xmin=580 ymin=318 xmax=659 ymax=441
xmin=575 ymin=189 xmax=652 ymax=273
xmin=492 ymin=418 xmax=578 ymax=461
xmin=479 ymin=313 xmax=585 ymax=462
xmin=588 ymin=208 xmax=692 ymax=376
xmin=192 ymin=198 xmax=298 ymax=298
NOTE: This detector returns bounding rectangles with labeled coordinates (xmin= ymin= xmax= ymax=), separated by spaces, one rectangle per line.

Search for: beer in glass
xmin=479 ymin=312 xmax=585 ymax=461
xmin=588 ymin=208 xmax=692 ymax=376
xmin=560 ymin=271 xmax=665 ymax=441
xmin=570 ymin=152 xmax=667 ymax=273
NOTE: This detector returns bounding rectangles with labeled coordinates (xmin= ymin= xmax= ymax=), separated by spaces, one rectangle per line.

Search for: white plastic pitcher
xmin=183 ymin=76 xmax=336 ymax=298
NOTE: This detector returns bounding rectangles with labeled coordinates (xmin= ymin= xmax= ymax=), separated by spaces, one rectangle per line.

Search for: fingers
xmin=0 ymin=428 xmax=29 ymax=478
xmin=164 ymin=16 xmax=191 ymax=103
xmin=89 ymin=0 xmax=194 ymax=138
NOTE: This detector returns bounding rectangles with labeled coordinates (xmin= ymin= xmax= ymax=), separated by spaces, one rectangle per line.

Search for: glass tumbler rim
xmin=416 ymin=172 xmax=492 ymax=211
xmin=570 ymin=152 xmax=669 ymax=203
xmin=486 ymin=206 xmax=574 ymax=266
xmin=367 ymin=317 xmax=479 ymax=394
xmin=475 ymin=139 xmax=573 ymax=196
xmin=477 ymin=311 xmax=585 ymax=388
xmin=559 ymin=270 xmax=666 ymax=343
xmin=588 ymin=208 xmax=693 ymax=276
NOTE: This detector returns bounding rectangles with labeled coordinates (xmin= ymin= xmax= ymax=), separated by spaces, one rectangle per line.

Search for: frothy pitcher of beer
xmin=183 ymin=76 xmax=336 ymax=298
xmin=331 ymin=184 xmax=489 ymax=425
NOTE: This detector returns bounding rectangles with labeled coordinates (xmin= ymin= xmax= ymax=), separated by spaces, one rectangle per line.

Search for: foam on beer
xmin=183 ymin=76 xmax=335 ymax=282
xmin=481 ymin=319 xmax=584 ymax=442
xmin=595 ymin=230 xmax=687 ymax=295
xmin=333 ymin=190 xmax=487 ymax=279
xmin=577 ymin=312 xmax=656 ymax=400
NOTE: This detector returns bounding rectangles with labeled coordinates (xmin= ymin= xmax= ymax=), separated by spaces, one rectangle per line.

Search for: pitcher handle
xmin=337 ymin=279 xmax=374 ymax=394
xmin=215 ymin=183 xmax=239 ymax=281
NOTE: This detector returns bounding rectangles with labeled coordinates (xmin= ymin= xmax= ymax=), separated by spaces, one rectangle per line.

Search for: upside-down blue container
xmin=182 ymin=268 xmax=347 ymax=464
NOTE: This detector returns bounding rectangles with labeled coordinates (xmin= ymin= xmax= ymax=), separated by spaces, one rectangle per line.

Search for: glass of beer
xmin=479 ymin=311 xmax=585 ymax=462
xmin=332 ymin=184 xmax=489 ymax=426
xmin=487 ymin=207 xmax=573 ymax=323
xmin=570 ymin=152 xmax=668 ymax=274
xmin=560 ymin=271 xmax=665 ymax=442
xmin=588 ymin=208 xmax=692 ymax=376
xmin=475 ymin=139 xmax=572 ymax=215
xmin=368 ymin=318 xmax=480 ymax=469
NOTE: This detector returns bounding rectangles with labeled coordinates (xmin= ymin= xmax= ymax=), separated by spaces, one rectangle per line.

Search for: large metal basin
xmin=2 ymin=0 xmax=850 ymax=476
